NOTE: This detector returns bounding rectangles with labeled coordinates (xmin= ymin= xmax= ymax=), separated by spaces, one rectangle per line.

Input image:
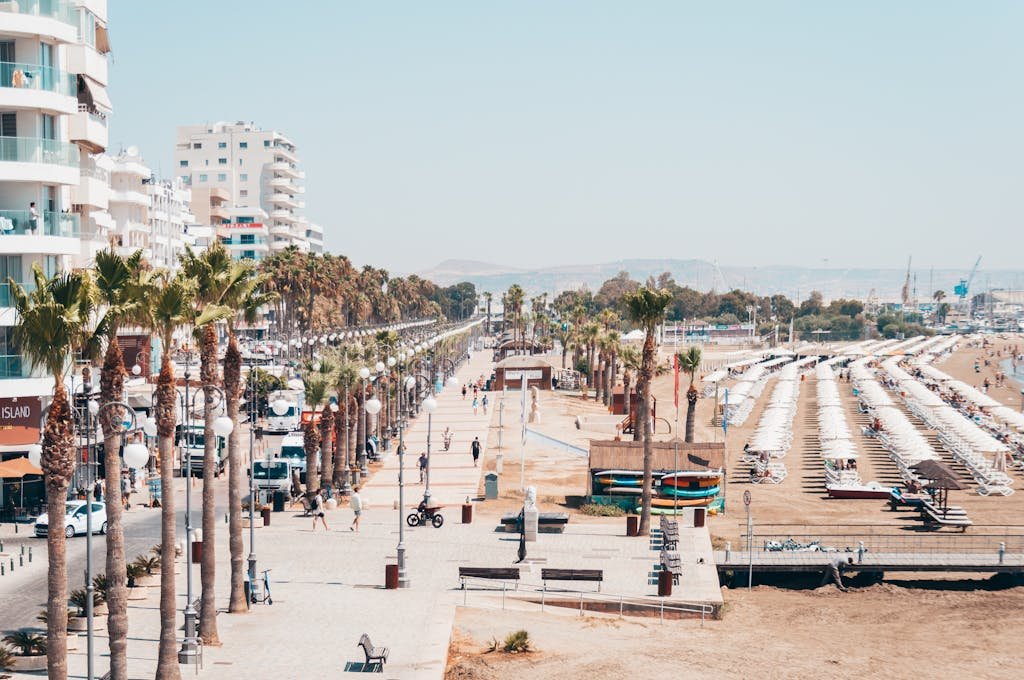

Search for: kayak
xmin=659 ymin=476 xmax=720 ymax=489
xmin=643 ymin=497 xmax=725 ymax=514
xmin=640 ymin=496 xmax=717 ymax=509
xmin=605 ymin=487 xmax=642 ymax=495
xmin=596 ymin=477 xmax=643 ymax=487
xmin=659 ymin=485 xmax=720 ymax=498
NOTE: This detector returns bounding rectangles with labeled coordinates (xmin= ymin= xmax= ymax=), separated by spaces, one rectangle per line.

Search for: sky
xmin=108 ymin=1 xmax=1023 ymax=274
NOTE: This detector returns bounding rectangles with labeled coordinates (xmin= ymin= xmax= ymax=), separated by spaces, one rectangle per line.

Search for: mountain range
xmin=418 ymin=259 xmax=1024 ymax=303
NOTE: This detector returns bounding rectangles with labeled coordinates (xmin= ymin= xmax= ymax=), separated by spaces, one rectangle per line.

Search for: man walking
xmin=471 ymin=437 xmax=481 ymax=467
xmin=349 ymin=487 xmax=363 ymax=532
xmin=418 ymin=452 xmax=428 ymax=483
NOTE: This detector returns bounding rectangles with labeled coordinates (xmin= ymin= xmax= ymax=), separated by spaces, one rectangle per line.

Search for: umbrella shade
xmin=910 ymin=460 xmax=967 ymax=490
xmin=0 ymin=457 xmax=43 ymax=478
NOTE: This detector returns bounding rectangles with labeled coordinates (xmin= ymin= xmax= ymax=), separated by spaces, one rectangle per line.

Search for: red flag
xmin=673 ymin=353 xmax=679 ymax=410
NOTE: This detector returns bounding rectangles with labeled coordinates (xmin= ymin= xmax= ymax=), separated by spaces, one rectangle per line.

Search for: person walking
xmin=310 ymin=488 xmax=329 ymax=531
xmin=349 ymin=487 xmax=363 ymax=532
xmin=121 ymin=470 xmax=132 ymax=510
xmin=461 ymin=384 xmax=467 ymax=400
xmin=482 ymin=394 xmax=489 ymax=415
xmin=93 ymin=479 xmax=103 ymax=503
xmin=471 ymin=437 xmax=481 ymax=467
xmin=418 ymin=452 xmax=428 ymax=483
xmin=472 ymin=396 xmax=479 ymax=415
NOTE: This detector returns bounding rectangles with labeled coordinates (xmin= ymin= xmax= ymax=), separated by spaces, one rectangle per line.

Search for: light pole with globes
xmin=358 ymin=366 xmax=371 ymax=479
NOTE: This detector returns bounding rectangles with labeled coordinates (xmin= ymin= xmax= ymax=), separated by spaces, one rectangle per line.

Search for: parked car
xmin=35 ymin=501 xmax=107 ymax=538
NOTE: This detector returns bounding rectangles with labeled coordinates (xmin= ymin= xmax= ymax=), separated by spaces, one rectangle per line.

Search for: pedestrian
xmin=311 ymin=488 xmax=329 ymax=531
xmin=461 ymin=384 xmax=467 ymax=400
xmin=28 ymin=201 xmax=39 ymax=234
xmin=473 ymin=385 xmax=479 ymax=398
xmin=482 ymin=394 xmax=489 ymax=415
xmin=349 ymin=486 xmax=363 ymax=532
xmin=93 ymin=479 xmax=103 ymax=502
xmin=121 ymin=471 xmax=131 ymax=510
xmin=472 ymin=396 xmax=479 ymax=415
xmin=418 ymin=452 xmax=428 ymax=483
xmin=471 ymin=437 xmax=481 ymax=467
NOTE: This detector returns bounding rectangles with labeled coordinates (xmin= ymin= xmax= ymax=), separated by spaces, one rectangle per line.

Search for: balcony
xmin=0 ymin=61 xmax=77 ymax=113
xmin=272 ymin=143 xmax=297 ymax=162
xmin=69 ymin=105 xmax=108 ymax=153
xmin=210 ymin=204 xmax=230 ymax=220
xmin=209 ymin=186 xmax=230 ymax=202
xmin=0 ymin=354 xmax=29 ymax=378
xmin=0 ymin=1 xmax=78 ymax=43
xmin=0 ymin=209 xmax=80 ymax=237
xmin=65 ymin=43 xmax=108 ymax=85
xmin=0 ymin=280 xmax=35 ymax=308
xmin=267 ymin=177 xmax=294 ymax=189
xmin=71 ymin=172 xmax=109 ymax=209
xmin=109 ymin=189 xmax=150 ymax=207
xmin=0 ymin=136 xmax=80 ymax=184
xmin=269 ymin=209 xmax=296 ymax=222
xmin=268 ymin=192 xmax=299 ymax=209
xmin=115 ymin=245 xmax=152 ymax=261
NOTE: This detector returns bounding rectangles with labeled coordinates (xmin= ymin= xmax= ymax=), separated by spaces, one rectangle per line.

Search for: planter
xmin=134 ymin=574 xmax=158 ymax=588
xmin=241 ymin=517 xmax=265 ymax=529
xmin=66 ymin=633 xmax=79 ymax=651
xmin=126 ymin=587 xmax=148 ymax=601
xmin=12 ymin=654 xmax=48 ymax=672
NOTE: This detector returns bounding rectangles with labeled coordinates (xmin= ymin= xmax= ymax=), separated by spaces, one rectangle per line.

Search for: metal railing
xmin=0 ymin=60 xmax=75 ymax=95
xmin=0 ymin=0 xmax=76 ymax=25
xmin=0 ymin=354 xmax=28 ymax=379
xmin=458 ymin=576 xmax=714 ymax=625
xmin=0 ymin=136 xmax=79 ymax=166
xmin=0 ymin=209 xmax=80 ymax=236
xmin=736 ymin=525 xmax=1024 ymax=555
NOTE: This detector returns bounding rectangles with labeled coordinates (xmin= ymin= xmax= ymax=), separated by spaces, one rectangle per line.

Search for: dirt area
xmin=447 ymin=582 xmax=1023 ymax=679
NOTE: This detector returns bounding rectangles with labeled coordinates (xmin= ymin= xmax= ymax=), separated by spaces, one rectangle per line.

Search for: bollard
xmin=28 ymin=547 xmax=32 ymax=563
xmin=999 ymin=542 xmax=1006 ymax=565
xmin=19 ymin=555 xmax=23 ymax=567
xmin=857 ymin=541 xmax=865 ymax=563
xmin=725 ymin=541 xmax=732 ymax=562
xmin=0 ymin=539 xmax=3 ymax=551
xmin=20 ymin=545 xmax=24 ymax=555
xmin=1 ymin=563 xmax=4 ymax=575
xmin=10 ymin=558 xmax=13 ymax=571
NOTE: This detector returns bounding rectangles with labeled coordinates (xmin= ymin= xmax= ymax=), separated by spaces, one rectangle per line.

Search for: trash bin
xmin=272 ymin=491 xmax=285 ymax=513
xmin=658 ymin=569 xmax=673 ymax=596
xmin=260 ymin=507 xmax=271 ymax=526
xmin=626 ymin=514 xmax=639 ymax=537
xmin=484 ymin=473 xmax=499 ymax=500
xmin=384 ymin=564 xmax=399 ymax=590
xmin=191 ymin=541 xmax=203 ymax=564
xmin=693 ymin=507 xmax=706 ymax=528
xmin=462 ymin=503 xmax=473 ymax=524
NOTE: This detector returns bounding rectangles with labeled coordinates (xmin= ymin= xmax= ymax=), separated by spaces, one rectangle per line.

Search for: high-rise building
xmin=0 ymin=1 xmax=111 ymax=454
xmin=174 ymin=122 xmax=311 ymax=259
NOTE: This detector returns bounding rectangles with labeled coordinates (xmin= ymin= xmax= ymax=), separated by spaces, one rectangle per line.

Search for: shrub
xmin=2 ymin=630 xmax=46 ymax=656
xmin=579 ymin=503 xmax=625 ymax=517
xmin=0 ymin=643 xmax=15 ymax=670
xmin=126 ymin=563 xmax=147 ymax=587
xmin=502 ymin=630 xmax=531 ymax=653
xmin=92 ymin=574 xmax=108 ymax=603
xmin=68 ymin=589 xmax=102 ymax=616
xmin=133 ymin=555 xmax=160 ymax=574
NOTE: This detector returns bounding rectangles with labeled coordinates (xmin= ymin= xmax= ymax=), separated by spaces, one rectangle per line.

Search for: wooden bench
xmin=458 ymin=567 xmax=521 ymax=589
xmin=660 ymin=518 xmax=680 ymax=550
xmin=357 ymin=633 xmax=388 ymax=668
xmin=660 ymin=550 xmax=683 ymax=585
xmin=541 ymin=568 xmax=603 ymax=591
xmin=499 ymin=512 xmax=570 ymax=533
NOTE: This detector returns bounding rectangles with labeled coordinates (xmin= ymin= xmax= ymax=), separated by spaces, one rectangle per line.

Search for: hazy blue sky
xmin=108 ymin=1 xmax=1023 ymax=273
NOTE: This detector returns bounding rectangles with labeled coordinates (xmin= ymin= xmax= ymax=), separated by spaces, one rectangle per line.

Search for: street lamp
xmin=421 ymin=393 xmax=438 ymax=507
xmin=358 ymin=367 xmax=371 ymax=477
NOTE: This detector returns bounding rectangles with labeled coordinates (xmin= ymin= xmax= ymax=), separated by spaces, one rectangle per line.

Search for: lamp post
xmin=247 ymin=358 xmax=258 ymax=600
xmin=358 ymin=366 xmax=371 ymax=477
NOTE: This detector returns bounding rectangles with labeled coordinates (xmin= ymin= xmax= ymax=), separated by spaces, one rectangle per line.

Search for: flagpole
xmin=520 ymin=374 xmax=528 ymax=492
xmin=673 ymin=353 xmax=679 ymax=517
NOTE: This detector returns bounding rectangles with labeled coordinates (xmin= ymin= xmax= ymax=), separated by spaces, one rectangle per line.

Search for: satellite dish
xmin=126 ymin=145 xmax=140 ymax=156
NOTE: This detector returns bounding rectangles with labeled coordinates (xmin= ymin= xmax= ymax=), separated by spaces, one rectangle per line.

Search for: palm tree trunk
xmin=637 ymin=332 xmax=656 ymax=537
xmin=99 ymin=340 xmax=128 ymax=679
xmin=155 ymin=355 xmax=182 ymax=679
xmin=355 ymin=387 xmax=366 ymax=472
xmin=320 ymin=405 xmax=333 ymax=490
xmin=332 ymin=405 xmax=345 ymax=488
xmin=623 ymin=372 xmax=632 ymax=437
xmin=43 ymin=382 xmax=74 ymax=680
xmin=685 ymin=380 xmax=698 ymax=443
xmin=223 ymin=335 xmax=246 ymax=613
xmin=199 ymin=324 xmax=221 ymax=645
xmin=303 ymin=421 xmax=320 ymax=493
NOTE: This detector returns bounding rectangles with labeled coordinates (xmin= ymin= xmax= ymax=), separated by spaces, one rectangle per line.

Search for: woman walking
xmin=472 ymin=396 xmax=479 ymax=415
xmin=311 ymin=488 xmax=329 ymax=531
xmin=349 ymin=487 xmax=363 ymax=532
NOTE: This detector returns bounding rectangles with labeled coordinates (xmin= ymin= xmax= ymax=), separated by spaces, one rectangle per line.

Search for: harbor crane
xmin=954 ymin=256 xmax=982 ymax=317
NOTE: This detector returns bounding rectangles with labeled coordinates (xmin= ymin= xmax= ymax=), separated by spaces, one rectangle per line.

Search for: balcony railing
xmin=220 ymin=237 xmax=267 ymax=246
xmin=0 ymin=354 xmax=28 ymax=379
xmin=0 ymin=136 xmax=79 ymax=166
xmin=80 ymin=165 xmax=110 ymax=181
xmin=0 ymin=0 xmax=76 ymax=25
xmin=77 ymin=103 xmax=108 ymax=126
xmin=0 ymin=61 xmax=76 ymax=96
xmin=0 ymin=209 xmax=81 ymax=237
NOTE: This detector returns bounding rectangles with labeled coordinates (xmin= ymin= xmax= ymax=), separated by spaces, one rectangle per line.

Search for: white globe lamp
xmin=28 ymin=443 xmax=42 ymax=467
xmin=375 ymin=361 xmax=385 ymax=373
xmin=88 ymin=400 xmax=99 ymax=416
xmin=213 ymin=415 xmax=234 ymax=437
xmin=364 ymin=397 xmax=382 ymax=415
xmin=123 ymin=442 xmax=149 ymax=469
xmin=387 ymin=356 xmax=396 ymax=368
xmin=143 ymin=417 xmax=158 ymax=438
xmin=405 ymin=376 xmax=416 ymax=391
xmin=359 ymin=367 xmax=371 ymax=380
xmin=422 ymin=396 xmax=438 ymax=413
xmin=271 ymin=399 xmax=289 ymax=416
xmin=446 ymin=376 xmax=460 ymax=388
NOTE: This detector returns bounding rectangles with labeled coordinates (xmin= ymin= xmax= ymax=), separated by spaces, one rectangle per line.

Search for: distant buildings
xmin=174 ymin=122 xmax=312 ymax=260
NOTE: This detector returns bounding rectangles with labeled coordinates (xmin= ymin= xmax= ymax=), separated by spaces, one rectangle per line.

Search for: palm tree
xmin=92 ymin=248 xmax=150 ymax=679
xmin=142 ymin=271 xmax=194 ymax=680
xmin=10 ymin=266 xmax=95 ymax=680
xmin=580 ymin=322 xmax=601 ymax=399
xmin=179 ymin=243 xmax=235 ymax=646
xmin=619 ymin=346 xmax=641 ymax=436
xmin=599 ymin=330 xmax=621 ymax=408
xmin=555 ymin=324 xmax=574 ymax=369
xmin=624 ymin=287 xmax=672 ymax=537
xmin=302 ymin=373 xmax=329 ymax=493
xmin=332 ymin=363 xmax=358 ymax=490
xmin=483 ymin=291 xmax=493 ymax=333
xmin=506 ymin=284 xmax=525 ymax=353
xmin=677 ymin=346 xmax=703 ymax=443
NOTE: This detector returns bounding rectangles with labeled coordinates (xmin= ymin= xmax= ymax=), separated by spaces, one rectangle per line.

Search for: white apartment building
xmin=0 ymin=1 xmax=111 ymax=452
xmin=307 ymin=221 xmax=323 ymax=253
xmin=174 ymin=121 xmax=310 ymax=259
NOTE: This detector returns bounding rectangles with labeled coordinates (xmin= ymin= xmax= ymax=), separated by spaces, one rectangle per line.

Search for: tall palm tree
xmin=179 ymin=244 xmax=235 ymax=646
xmin=506 ymin=284 xmax=525 ymax=353
xmin=142 ymin=271 xmax=195 ymax=680
xmin=619 ymin=346 xmax=641 ymax=436
xmin=332 ymin=363 xmax=358 ymax=490
xmin=677 ymin=346 xmax=703 ymax=443
xmin=92 ymin=248 xmax=150 ymax=679
xmin=302 ymin=373 xmax=329 ymax=492
xmin=599 ymin=330 xmax=621 ymax=408
xmin=624 ymin=287 xmax=672 ymax=537
xmin=10 ymin=266 xmax=95 ymax=680
xmin=580 ymin=322 xmax=601 ymax=399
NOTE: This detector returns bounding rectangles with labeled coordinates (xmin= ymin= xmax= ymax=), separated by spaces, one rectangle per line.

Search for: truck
xmin=277 ymin=433 xmax=310 ymax=483
xmin=176 ymin=423 xmax=226 ymax=478
xmin=265 ymin=389 xmax=304 ymax=434
xmin=251 ymin=458 xmax=294 ymax=497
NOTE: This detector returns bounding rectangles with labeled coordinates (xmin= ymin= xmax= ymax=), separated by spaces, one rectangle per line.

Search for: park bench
xmin=660 ymin=518 xmax=680 ymax=550
xmin=499 ymin=512 xmax=570 ymax=533
xmin=541 ymin=568 xmax=604 ymax=592
xmin=357 ymin=633 xmax=388 ymax=669
xmin=660 ymin=550 xmax=683 ymax=585
xmin=458 ymin=566 xmax=520 ymax=589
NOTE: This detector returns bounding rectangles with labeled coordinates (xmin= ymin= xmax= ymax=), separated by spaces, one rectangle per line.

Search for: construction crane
xmin=901 ymin=257 xmax=912 ymax=315
xmin=954 ymin=256 xmax=982 ymax=317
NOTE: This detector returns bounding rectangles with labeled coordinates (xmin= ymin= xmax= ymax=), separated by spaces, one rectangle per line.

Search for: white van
xmin=278 ymin=433 xmax=308 ymax=481
xmin=252 ymin=458 xmax=293 ymax=496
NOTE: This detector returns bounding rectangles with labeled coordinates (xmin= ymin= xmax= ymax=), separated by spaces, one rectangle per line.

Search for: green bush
xmin=580 ymin=503 xmax=625 ymax=517
xmin=0 ymin=643 xmax=15 ymax=670
xmin=2 ymin=630 xmax=45 ymax=656
xmin=503 ymin=629 xmax=531 ymax=654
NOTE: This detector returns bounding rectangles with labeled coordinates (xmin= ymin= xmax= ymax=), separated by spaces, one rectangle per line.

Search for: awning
xmin=77 ymin=75 xmax=112 ymax=114
xmin=0 ymin=457 xmax=43 ymax=479
xmin=96 ymin=25 xmax=111 ymax=54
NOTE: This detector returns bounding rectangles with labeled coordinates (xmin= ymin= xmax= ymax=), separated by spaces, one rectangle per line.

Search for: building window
xmin=218 ymin=142 xmax=226 ymax=149
xmin=218 ymin=158 xmax=227 ymax=165
xmin=179 ymin=160 xmax=188 ymax=168
xmin=199 ymin=174 xmax=208 ymax=182
xmin=264 ymin=140 xmax=270 ymax=147
xmin=240 ymin=142 xmax=248 ymax=149
xmin=240 ymin=173 xmax=248 ymax=181
xmin=240 ymin=189 xmax=248 ymax=198
xmin=217 ymin=173 xmax=226 ymax=182
xmin=240 ymin=234 xmax=256 ymax=245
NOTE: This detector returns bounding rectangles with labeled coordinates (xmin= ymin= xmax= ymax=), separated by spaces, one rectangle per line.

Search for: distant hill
xmin=418 ymin=258 xmax=1024 ymax=302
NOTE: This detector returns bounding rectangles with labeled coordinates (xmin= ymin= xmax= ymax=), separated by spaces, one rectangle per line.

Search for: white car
xmin=35 ymin=501 xmax=108 ymax=538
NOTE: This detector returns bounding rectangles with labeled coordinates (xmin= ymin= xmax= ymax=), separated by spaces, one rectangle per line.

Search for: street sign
xmin=743 ymin=490 xmax=751 ymax=506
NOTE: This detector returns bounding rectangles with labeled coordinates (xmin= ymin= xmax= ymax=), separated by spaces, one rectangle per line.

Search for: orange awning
xmin=0 ymin=457 xmax=43 ymax=478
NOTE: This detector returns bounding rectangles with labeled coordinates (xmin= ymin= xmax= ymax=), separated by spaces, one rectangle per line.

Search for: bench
xmin=659 ymin=550 xmax=683 ymax=585
xmin=458 ymin=567 xmax=520 ymax=589
xmin=357 ymin=633 xmax=388 ymax=668
xmin=660 ymin=518 xmax=680 ymax=550
xmin=499 ymin=512 xmax=570 ymax=533
xmin=541 ymin=568 xmax=603 ymax=592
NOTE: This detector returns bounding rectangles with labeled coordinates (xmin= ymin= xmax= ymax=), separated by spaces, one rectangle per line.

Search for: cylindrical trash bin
xmin=462 ymin=503 xmax=473 ymax=524
xmin=385 ymin=563 xmax=399 ymax=590
xmin=191 ymin=541 xmax=203 ymax=564
xmin=658 ymin=569 xmax=673 ymax=596
xmin=261 ymin=507 xmax=271 ymax=526
xmin=693 ymin=507 xmax=706 ymax=528
xmin=273 ymin=491 xmax=285 ymax=512
xmin=626 ymin=515 xmax=639 ymax=537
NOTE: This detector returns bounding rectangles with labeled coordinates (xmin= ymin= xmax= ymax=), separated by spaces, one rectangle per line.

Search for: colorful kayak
xmin=643 ymin=497 xmax=725 ymax=514
xmin=606 ymin=487 xmax=642 ymax=495
xmin=640 ymin=496 xmax=716 ymax=509
xmin=596 ymin=477 xmax=643 ymax=487
xmin=660 ymin=477 xmax=720 ymax=489
xmin=659 ymin=485 xmax=720 ymax=498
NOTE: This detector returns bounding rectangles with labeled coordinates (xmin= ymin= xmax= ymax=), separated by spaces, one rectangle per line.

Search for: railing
xmin=0 ymin=209 xmax=80 ymax=237
xmin=220 ymin=237 xmax=267 ymax=246
xmin=458 ymin=576 xmax=714 ymax=624
xmin=77 ymin=103 xmax=108 ymax=126
xmin=736 ymin=524 xmax=1024 ymax=555
xmin=0 ymin=0 xmax=76 ymax=25
xmin=0 ymin=60 xmax=76 ymax=96
xmin=79 ymin=165 xmax=110 ymax=181
xmin=0 ymin=354 xmax=28 ymax=379
xmin=0 ymin=136 xmax=79 ymax=166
